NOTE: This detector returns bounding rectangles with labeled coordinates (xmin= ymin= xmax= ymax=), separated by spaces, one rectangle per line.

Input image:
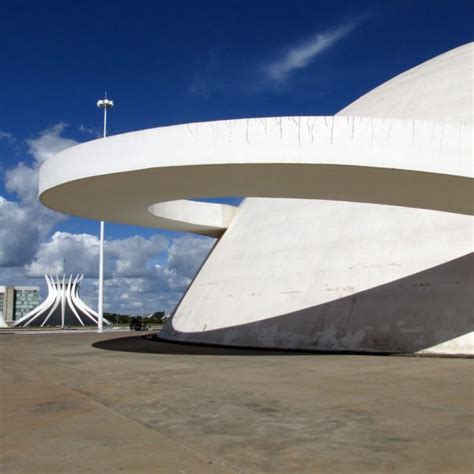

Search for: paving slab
xmin=1 ymin=331 xmax=473 ymax=473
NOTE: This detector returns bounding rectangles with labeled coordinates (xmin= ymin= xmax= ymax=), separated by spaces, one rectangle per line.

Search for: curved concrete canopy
xmin=37 ymin=43 xmax=473 ymax=355
xmin=157 ymin=43 xmax=473 ymax=355
xmin=39 ymin=115 xmax=472 ymax=236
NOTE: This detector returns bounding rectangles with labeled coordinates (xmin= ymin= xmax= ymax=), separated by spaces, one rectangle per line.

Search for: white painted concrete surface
xmin=41 ymin=43 xmax=474 ymax=354
xmin=338 ymin=43 xmax=473 ymax=125
xmin=160 ymin=43 xmax=473 ymax=355
xmin=161 ymin=198 xmax=473 ymax=353
xmin=40 ymin=116 xmax=472 ymax=235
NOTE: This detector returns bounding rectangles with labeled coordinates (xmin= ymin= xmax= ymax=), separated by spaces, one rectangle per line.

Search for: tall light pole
xmin=96 ymin=94 xmax=114 ymax=333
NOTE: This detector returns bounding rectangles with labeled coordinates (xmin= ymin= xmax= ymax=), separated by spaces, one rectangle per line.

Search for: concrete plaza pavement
xmin=1 ymin=331 xmax=473 ymax=473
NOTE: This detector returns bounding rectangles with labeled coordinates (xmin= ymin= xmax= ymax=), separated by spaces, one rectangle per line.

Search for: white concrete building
xmin=12 ymin=275 xmax=112 ymax=328
xmin=39 ymin=43 xmax=473 ymax=354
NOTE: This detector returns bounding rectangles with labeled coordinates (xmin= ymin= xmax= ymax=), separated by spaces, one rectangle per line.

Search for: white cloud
xmin=26 ymin=232 xmax=99 ymax=277
xmin=186 ymin=18 xmax=365 ymax=97
xmin=165 ymin=235 xmax=215 ymax=288
xmin=108 ymin=234 xmax=169 ymax=278
xmin=26 ymin=231 xmax=169 ymax=279
xmin=0 ymin=197 xmax=39 ymax=266
xmin=0 ymin=123 xmax=216 ymax=315
xmin=263 ymin=21 xmax=360 ymax=84
xmin=0 ymin=124 xmax=76 ymax=268
xmin=27 ymin=123 xmax=77 ymax=164
xmin=24 ymin=231 xmax=214 ymax=314
xmin=5 ymin=162 xmax=38 ymax=203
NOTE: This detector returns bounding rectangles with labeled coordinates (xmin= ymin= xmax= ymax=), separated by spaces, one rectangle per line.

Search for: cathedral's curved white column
xmin=12 ymin=275 xmax=111 ymax=328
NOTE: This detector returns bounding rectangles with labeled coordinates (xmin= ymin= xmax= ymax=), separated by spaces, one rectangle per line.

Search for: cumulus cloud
xmin=5 ymin=162 xmax=38 ymax=203
xmin=0 ymin=124 xmax=75 ymax=267
xmin=164 ymin=235 xmax=215 ymax=288
xmin=108 ymin=235 xmax=169 ymax=278
xmin=0 ymin=123 xmax=217 ymax=315
xmin=26 ymin=232 xmax=99 ymax=277
xmin=0 ymin=197 xmax=39 ymax=266
xmin=263 ymin=21 xmax=361 ymax=84
xmin=27 ymin=122 xmax=77 ymax=164
xmin=25 ymin=231 xmax=214 ymax=314
xmin=26 ymin=231 xmax=169 ymax=279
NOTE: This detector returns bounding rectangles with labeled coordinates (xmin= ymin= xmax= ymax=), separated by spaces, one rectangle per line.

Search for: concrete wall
xmin=161 ymin=199 xmax=472 ymax=353
xmin=161 ymin=43 xmax=473 ymax=354
xmin=3 ymin=287 xmax=15 ymax=324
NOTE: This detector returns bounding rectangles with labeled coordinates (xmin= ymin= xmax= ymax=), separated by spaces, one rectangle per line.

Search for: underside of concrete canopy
xmin=40 ymin=42 xmax=473 ymax=355
xmin=40 ymin=115 xmax=472 ymax=236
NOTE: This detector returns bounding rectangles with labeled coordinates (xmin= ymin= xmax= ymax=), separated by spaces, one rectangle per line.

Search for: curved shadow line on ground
xmin=92 ymin=333 xmax=400 ymax=356
xmin=91 ymin=335 xmax=322 ymax=356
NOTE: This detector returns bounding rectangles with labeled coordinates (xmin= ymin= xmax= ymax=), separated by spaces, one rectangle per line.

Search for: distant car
xmin=129 ymin=316 xmax=150 ymax=331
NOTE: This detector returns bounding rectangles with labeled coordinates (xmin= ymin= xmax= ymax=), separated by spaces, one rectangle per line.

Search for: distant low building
xmin=0 ymin=286 xmax=39 ymax=325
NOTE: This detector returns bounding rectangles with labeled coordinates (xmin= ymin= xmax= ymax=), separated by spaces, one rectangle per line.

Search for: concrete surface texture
xmin=39 ymin=43 xmax=473 ymax=354
xmin=161 ymin=201 xmax=473 ymax=354
xmin=1 ymin=332 xmax=473 ymax=473
xmin=39 ymin=44 xmax=473 ymax=231
xmin=39 ymin=114 xmax=472 ymax=228
xmin=161 ymin=43 xmax=473 ymax=355
xmin=338 ymin=41 xmax=473 ymax=124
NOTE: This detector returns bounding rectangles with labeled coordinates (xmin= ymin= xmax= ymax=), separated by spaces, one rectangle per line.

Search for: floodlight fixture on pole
xmin=96 ymin=93 xmax=114 ymax=333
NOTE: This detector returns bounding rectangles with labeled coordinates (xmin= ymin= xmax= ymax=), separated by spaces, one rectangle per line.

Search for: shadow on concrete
xmin=160 ymin=253 xmax=474 ymax=353
xmin=92 ymin=334 xmax=315 ymax=356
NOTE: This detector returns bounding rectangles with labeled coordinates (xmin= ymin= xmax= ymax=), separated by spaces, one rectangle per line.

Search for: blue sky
xmin=1 ymin=0 xmax=472 ymax=313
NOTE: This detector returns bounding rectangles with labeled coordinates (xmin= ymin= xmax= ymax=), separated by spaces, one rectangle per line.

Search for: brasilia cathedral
xmin=38 ymin=43 xmax=472 ymax=354
xmin=12 ymin=275 xmax=112 ymax=328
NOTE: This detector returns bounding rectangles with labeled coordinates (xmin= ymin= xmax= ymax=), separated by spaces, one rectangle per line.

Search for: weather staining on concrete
xmin=39 ymin=43 xmax=473 ymax=355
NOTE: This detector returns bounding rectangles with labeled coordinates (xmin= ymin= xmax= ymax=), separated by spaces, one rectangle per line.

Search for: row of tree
xmin=104 ymin=311 xmax=168 ymax=325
